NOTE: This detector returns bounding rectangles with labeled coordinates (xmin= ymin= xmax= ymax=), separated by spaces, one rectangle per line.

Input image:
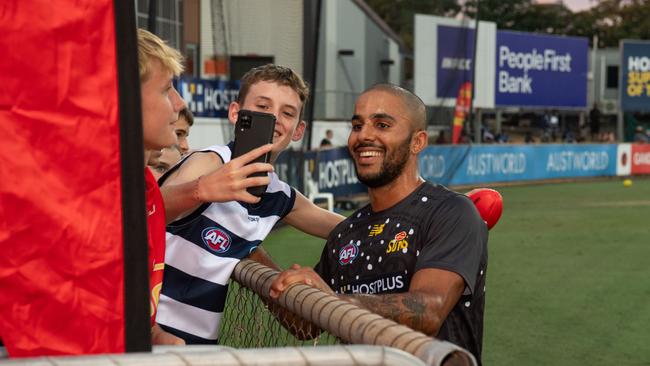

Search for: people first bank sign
xmin=496 ymin=31 xmax=588 ymax=108
xmin=415 ymin=15 xmax=588 ymax=109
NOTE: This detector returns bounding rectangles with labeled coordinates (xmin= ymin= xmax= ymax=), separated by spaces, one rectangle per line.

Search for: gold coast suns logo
xmin=150 ymin=262 xmax=164 ymax=320
xmin=386 ymin=231 xmax=409 ymax=254
xmin=202 ymin=227 xmax=231 ymax=253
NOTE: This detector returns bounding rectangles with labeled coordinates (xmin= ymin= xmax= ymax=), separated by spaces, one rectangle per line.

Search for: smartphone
xmin=232 ymin=109 xmax=276 ymax=197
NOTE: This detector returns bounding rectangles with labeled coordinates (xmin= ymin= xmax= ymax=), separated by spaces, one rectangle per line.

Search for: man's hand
xmin=151 ymin=324 xmax=185 ymax=346
xmin=270 ymin=264 xmax=334 ymax=298
xmin=267 ymin=264 xmax=326 ymax=340
xmin=196 ymin=144 xmax=275 ymax=204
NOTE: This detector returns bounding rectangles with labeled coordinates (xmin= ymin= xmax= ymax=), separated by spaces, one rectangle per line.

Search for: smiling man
xmin=270 ymin=84 xmax=489 ymax=364
xmin=154 ymin=64 xmax=344 ymax=344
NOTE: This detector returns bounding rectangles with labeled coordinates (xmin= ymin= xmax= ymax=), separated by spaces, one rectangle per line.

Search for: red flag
xmin=452 ymin=82 xmax=472 ymax=144
xmin=0 ymin=1 xmax=126 ymax=355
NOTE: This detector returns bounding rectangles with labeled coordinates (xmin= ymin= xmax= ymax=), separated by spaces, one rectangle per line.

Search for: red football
xmin=465 ymin=188 xmax=503 ymax=230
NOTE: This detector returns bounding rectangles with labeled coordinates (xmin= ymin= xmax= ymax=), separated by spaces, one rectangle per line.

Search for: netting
xmin=220 ymin=279 xmax=341 ymax=347
xmin=218 ymin=259 xmax=477 ymax=366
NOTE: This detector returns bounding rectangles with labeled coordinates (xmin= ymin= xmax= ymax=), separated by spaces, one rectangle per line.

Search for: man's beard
xmin=353 ymin=136 xmax=411 ymax=188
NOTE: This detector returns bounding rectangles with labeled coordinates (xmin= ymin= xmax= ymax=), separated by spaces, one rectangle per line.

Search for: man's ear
xmin=411 ymin=130 xmax=428 ymax=154
xmin=228 ymin=102 xmax=240 ymax=125
xmin=291 ymin=120 xmax=307 ymax=141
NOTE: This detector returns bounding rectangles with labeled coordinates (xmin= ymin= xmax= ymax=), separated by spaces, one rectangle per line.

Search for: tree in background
xmin=367 ymin=0 xmax=650 ymax=50
xmin=464 ymin=0 xmax=650 ymax=48
xmin=365 ymin=0 xmax=461 ymax=50
xmin=514 ymin=3 xmax=573 ymax=34
xmin=600 ymin=0 xmax=650 ymax=46
xmin=463 ymin=0 xmax=535 ymax=30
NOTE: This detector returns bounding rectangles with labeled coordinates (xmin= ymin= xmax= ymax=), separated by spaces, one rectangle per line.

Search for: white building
xmin=136 ymin=0 xmax=408 ymax=150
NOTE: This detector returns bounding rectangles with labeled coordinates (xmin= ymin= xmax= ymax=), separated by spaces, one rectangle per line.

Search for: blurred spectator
xmin=563 ymin=129 xmax=576 ymax=143
xmin=459 ymin=129 xmax=472 ymax=144
xmin=495 ymin=131 xmax=509 ymax=143
xmin=319 ymin=129 xmax=334 ymax=149
xmin=601 ymin=131 xmax=616 ymax=143
xmin=589 ymin=103 xmax=600 ymax=142
xmin=481 ymin=122 xmax=495 ymax=143
xmin=633 ymin=126 xmax=649 ymax=143
xmin=544 ymin=110 xmax=559 ymax=142
xmin=435 ymin=130 xmax=448 ymax=144
xmin=175 ymin=108 xmax=194 ymax=155
xmin=577 ymin=117 xmax=589 ymax=143
xmin=524 ymin=131 xmax=535 ymax=143
xmin=482 ymin=131 xmax=495 ymax=143
xmin=609 ymin=132 xmax=616 ymax=142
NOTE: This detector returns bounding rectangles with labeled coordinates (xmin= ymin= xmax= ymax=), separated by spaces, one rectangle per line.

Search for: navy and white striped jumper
xmin=156 ymin=143 xmax=296 ymax=344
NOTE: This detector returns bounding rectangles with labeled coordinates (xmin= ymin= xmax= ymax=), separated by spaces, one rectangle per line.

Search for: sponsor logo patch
xmin=341 ymin=275 xmax=405 ymax=294
xmin=368 ymin=223 xmax=385 ymax=237
xmin=386 ymin=231 xmax=409 ymax=254
xmin=202 ymin=227 xmax=231 ymax=253
xmin=338 ymin=243 xmax=359 ymax=265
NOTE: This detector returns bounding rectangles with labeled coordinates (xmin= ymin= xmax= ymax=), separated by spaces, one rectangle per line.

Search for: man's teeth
xmin=360 ymin=151 xmax=381 ymax=157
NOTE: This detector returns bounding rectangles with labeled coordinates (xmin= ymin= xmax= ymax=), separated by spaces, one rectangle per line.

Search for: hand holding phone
xmin=232 ymin=110 xmax=276 ymax=197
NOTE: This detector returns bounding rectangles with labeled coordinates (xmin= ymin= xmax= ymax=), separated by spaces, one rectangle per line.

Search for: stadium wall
xmin=273 ymin=143 xmax=650 ymax=197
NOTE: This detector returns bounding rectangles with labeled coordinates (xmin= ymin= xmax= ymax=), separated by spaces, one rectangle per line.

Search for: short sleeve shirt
xmin=314 ymin=182 xmax=488 ymax=362
xmin=145 ymin=167 xmax=166 ymax=326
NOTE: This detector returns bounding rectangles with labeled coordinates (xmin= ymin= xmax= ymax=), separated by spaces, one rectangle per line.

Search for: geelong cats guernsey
xmin=156 ymin=144 xmax=296 ymax=344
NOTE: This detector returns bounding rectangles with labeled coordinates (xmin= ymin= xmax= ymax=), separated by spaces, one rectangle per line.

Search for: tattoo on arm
xmin=341 ymin=292 xmax=443 ymax=336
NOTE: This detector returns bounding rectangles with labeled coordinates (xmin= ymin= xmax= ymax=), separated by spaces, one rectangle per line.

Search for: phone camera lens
xmin=241 ymin=115 xmax=252 ymax=128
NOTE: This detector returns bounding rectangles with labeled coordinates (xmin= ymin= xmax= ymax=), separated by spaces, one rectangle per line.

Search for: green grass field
xmin=262 ymin=177 xmax=650 ymax=366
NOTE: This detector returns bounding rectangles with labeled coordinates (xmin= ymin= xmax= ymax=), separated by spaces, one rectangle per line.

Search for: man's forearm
xmin=339 ymin=292 xmax=445 ymax=336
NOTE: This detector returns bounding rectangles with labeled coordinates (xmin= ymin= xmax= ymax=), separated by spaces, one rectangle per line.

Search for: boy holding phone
xmin=156 ymin=64 xmax=344 ymax=344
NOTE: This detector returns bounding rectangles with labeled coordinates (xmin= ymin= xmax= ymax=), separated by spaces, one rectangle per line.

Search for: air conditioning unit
xmin=602 ymin=99 xmax=618 ymax=114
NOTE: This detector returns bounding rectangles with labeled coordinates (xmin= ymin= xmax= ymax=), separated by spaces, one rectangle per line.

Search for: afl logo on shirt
xmin=202 ymin=227 xmax=231 ymax=253
xmin=338 ymin=243 xmax=359 ymax=265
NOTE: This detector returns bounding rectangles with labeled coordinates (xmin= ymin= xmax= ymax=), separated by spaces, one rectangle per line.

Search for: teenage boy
xmin=156 ymin=64 xmax=344 ymax=344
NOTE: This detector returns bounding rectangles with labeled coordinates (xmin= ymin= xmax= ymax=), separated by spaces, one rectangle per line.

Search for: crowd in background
xmin=426 ymin=103 xmax=650 ymax=146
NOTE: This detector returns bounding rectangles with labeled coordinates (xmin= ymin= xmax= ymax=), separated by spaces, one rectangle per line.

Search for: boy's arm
xmin=161 ymin=144 xmax=274 ymax=223
xmin=249 ymin=246 xmax=280 ymax=271
xmin=282 ymin=192 xmax=345 ymax=239
xmin=151 ymin=323 xmax=185 ymax=345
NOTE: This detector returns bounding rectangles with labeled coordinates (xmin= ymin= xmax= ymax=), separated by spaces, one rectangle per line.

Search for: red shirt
xmin=145 ymin=167 xmax=166 ymax=326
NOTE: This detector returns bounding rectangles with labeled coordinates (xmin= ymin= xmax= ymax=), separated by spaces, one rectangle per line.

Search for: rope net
xmin=218 ymin=259 xmax=477 ymax=366
xmin=219 ymin=279 xmax=341 ymax=347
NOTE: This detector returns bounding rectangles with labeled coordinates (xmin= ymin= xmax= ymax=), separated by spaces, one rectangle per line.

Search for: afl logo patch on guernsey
xmin=202 ymin=227 xmax=231 ymax=253
xmin=338 ymin=243 xmax=359 ymax=265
